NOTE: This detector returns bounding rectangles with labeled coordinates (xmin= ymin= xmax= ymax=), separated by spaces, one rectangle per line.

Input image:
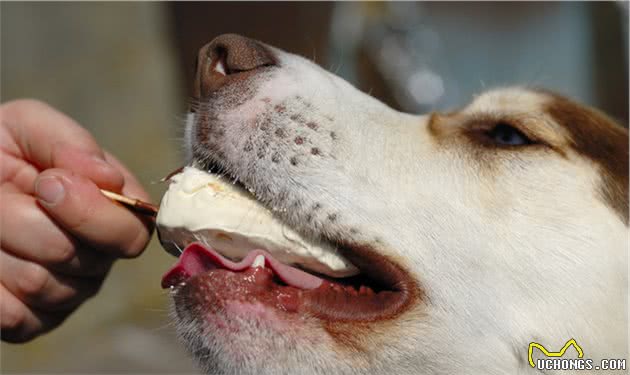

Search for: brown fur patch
xmin=427 ymin=112 xmax=442 ymax=139
xmin=545 ymin=94 xmax=629 ymax=225
xmin=323 ymin=321 xmax=371 ymax=354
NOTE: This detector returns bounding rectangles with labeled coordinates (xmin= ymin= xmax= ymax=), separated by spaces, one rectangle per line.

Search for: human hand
xmin=0 ymin=99 xmax=154 ymax=343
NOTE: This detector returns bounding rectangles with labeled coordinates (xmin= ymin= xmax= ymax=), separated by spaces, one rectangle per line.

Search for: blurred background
xmin=1 ymin=2 xmax=627 ymax=373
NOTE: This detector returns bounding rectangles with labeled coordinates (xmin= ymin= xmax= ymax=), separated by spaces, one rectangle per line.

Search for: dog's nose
xmin=193 ymin=34 xmax=276 ymax=99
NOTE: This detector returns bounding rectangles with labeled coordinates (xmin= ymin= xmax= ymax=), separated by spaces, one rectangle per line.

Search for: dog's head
xmin=169 ymin=34 xmax=628 ymax=374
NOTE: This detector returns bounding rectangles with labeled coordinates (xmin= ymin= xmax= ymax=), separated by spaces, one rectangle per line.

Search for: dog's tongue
xmin=161 ymin=243 xmax=324 ymax=289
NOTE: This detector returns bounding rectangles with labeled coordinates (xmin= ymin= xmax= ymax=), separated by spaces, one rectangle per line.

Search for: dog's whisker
xmin=173 ymin=242 xmax=184 ymax=255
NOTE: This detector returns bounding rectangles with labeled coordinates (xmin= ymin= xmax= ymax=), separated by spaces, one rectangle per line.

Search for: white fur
xmin=176 ymin=44 xmax=628 ymax=374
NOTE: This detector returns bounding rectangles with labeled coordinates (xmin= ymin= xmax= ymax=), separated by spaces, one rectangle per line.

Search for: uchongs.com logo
xmin=528 ymin=339 xmax=626 ymax=371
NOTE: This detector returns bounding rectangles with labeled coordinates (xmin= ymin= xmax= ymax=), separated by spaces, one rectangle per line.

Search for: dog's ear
xmin=545 ymin=94 xmax=628 ymax=225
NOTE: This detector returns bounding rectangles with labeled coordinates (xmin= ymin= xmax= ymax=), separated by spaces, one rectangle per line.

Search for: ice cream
xmin=156 ymin=166 xmax=359 ymax=278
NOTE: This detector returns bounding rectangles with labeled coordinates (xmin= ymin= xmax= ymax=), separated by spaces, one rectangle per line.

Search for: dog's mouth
xmin=157 ymin=164 xmax=417 ymax=322
xmin=161 ymin=242 xmax=415 ymax=322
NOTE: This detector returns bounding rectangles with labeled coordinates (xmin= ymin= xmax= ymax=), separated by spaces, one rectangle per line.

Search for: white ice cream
xmin=156 ymin=166 xmax=359 ymax=278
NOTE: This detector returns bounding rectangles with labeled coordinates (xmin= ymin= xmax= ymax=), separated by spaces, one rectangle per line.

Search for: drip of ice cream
xmin=156 ymin=166 xmax=359 ymax=278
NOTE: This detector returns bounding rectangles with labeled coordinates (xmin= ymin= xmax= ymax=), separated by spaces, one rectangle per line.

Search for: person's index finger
xmin=1 ymin=99 xmax=106 ymax=170
xmin=53 ymin=146 xmax=125 ymax=192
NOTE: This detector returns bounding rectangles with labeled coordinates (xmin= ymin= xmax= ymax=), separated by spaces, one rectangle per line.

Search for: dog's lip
xmin=163 ymin=240 xmax=419 ymax=322
xmin=306 ymin=240 xmax=419 ymax=321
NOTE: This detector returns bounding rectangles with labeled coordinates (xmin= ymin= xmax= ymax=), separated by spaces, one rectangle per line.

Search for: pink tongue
xmin=161 ymin=243 xmax=324 ymax=290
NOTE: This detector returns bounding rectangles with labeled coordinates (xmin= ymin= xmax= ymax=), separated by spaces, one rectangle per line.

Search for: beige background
xmin=1 ymin=2 xmax=197 ymax=373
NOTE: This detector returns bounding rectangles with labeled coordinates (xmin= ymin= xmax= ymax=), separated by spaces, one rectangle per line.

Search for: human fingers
xmin=0 ymin=284 xmax=66 ymax=343
xmin=1 ymin=99 xmax=124 ymax=191
xmin=0 ymin=251 xmax=103 ymax=312
xmin=0 ymin=188 xmax=114 ymax=276
xmin=35 ymin=168 xmax=152 ymax=258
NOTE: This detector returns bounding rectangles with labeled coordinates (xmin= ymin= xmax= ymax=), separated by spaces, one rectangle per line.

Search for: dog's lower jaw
xmin=171 ymin=300 xmax=360 ymax=375
xmin=171 ymin=303 xmax=433 ymax=375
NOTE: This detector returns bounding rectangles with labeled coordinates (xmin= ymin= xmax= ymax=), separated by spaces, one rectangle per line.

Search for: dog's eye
xmin=486 ymin=123 xmax=533 ymax=146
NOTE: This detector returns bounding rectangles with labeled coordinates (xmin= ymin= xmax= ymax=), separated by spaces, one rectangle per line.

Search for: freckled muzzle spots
xmin=191 ymin=87 xmax=346 ymax=236
xmin=221 ymin=94 xmax=338 ymax=174
xmin=274 ymin=128 xmax=286 ymax=138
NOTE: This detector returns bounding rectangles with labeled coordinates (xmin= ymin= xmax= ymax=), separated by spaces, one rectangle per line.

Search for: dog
xmin=165 ymin=34 xmax=628 ymax=374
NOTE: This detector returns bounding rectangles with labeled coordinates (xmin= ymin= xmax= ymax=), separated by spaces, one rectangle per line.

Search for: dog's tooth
xmin=252 ymin=254 xmax=265 ymax=268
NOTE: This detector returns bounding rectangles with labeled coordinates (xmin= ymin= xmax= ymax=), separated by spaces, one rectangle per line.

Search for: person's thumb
xmin=34 ymin=168 xmax=152 ymax=258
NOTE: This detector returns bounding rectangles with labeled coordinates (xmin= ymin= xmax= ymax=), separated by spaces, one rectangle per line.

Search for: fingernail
xmin=36 ymin=176 xmax=65 ymax=206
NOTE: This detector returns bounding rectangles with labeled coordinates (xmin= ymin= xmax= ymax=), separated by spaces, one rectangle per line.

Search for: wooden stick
xmin=100 ymin=189 xmax=158 ymax=217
